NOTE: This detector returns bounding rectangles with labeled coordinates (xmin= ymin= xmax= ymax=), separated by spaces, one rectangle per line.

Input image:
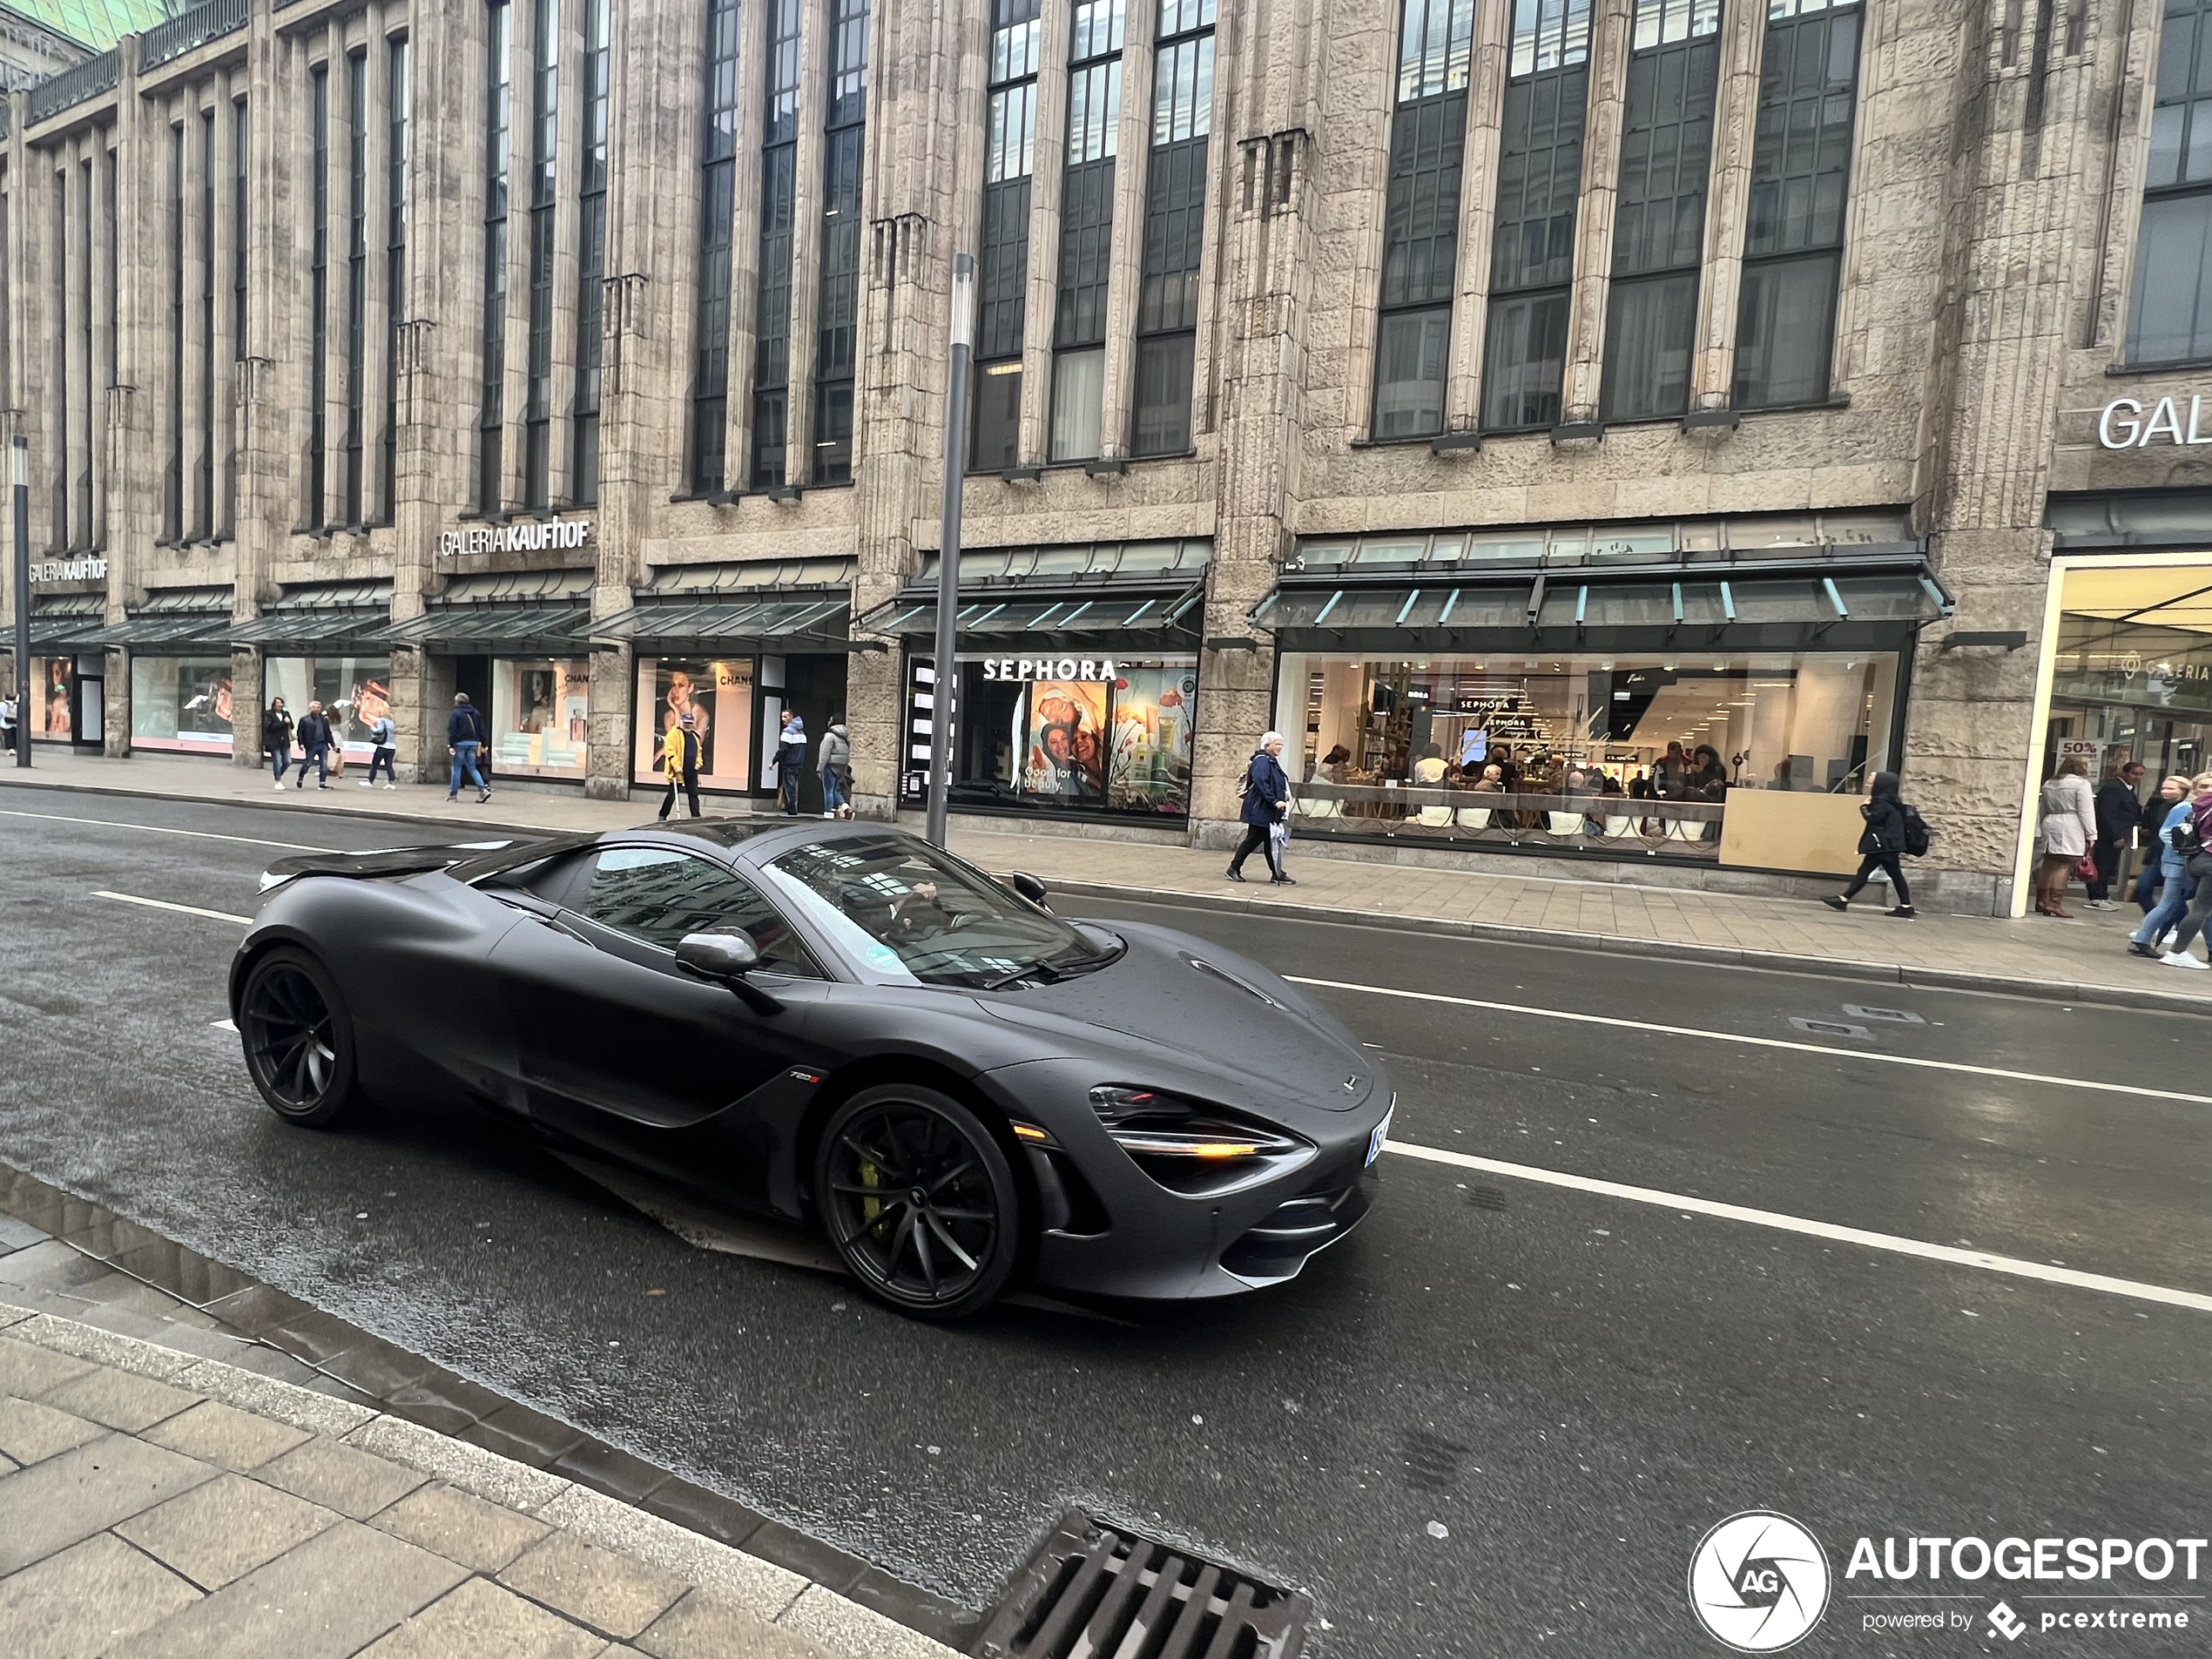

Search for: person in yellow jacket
xmin=658 ymin=711 xmax=702 ymax=820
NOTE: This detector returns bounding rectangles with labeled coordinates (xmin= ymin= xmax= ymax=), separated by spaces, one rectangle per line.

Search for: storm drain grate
xmin=975 ymin=1508 xmax=1310 ymax=1659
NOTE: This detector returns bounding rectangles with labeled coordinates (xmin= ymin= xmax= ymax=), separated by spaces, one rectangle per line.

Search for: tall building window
xmin=343 ymin=52 xmax=367 ymax=525
xmin=1131 ymin=0 xmax=1212 ymax=459
xmin=308 ymin=72 xmax=327 ymax=528
xmin=104 ymin=153 xmax=116 ymax=543
xmin=523 ymin=0 xmax=557 ymax=508
xmin=79 ymin=155 xmax=93 ymax=545
xmin=574 ymin=0 xmax=608 ymax=502
xmin=1733 ymin=0 xmax=1858 ymax=407
xmin=973 ymin=0 xmax=1040 ymax=470
xmin=691 ymin=0 xmax=739 ymax=494
xmin=199 ymin=110 xmax=215 ymax=537
xmin=382 ymin=44 xmax=407 ymax=518
xmin=1600 ymin=0 xmax=1720 ymax=421
xmin=750 ymin=0 xmax=801 ymax=488
xmin=232 ymin=98 xmax=247 ymax=531
xmin=50 ymin=174 xmax=64 ymax=543
xmin=479 ymin=0 xmax=511 ymax=511
xmin=1373 ymin=0 xmax=1474 ymax=440
xmin=2128 ymin=0 xmax=2212 ymax=361
xmin=813 ymin=0 xmax=868 ymax=486
xmin=1049 ymin=0 xmax=1122 ymax=462
xmin=1482 ymin=0 xmax=1589 ymax=431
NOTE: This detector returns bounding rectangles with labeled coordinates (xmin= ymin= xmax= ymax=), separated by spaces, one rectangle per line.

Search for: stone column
xmin=1095 ymin=0 xmax=1157 ymax=462
xmin=1560 ymin=0 xmax=1631 ymax=424
xmin=1016 ymin=0 xmax=1071 ymax=466
xmin=1688 ymin=0 xmax=1765 ymax=411
xmin=1444 ymin=0 xmax=1509 ymax=431
xmin=786 ymin=0 xmax=828 ymax=486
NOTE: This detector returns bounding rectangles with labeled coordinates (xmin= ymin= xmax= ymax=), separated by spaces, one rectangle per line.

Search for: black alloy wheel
xmin=815 ymin=1084 xmax=1022 ymax=1319
xmin=239 ymin=948 xmax=362 ymax=1128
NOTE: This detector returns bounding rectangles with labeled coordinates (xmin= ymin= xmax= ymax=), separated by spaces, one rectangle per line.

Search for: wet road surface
xmin=2 ymin=790 xmax=2208 ymax=1657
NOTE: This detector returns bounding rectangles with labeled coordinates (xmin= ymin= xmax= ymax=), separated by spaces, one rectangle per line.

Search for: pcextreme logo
xmin=1688 ymin=1512 xmax=1831 ymax=1652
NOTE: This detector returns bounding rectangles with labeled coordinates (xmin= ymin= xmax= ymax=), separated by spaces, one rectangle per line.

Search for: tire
xmin=813 ymin=1083 xmax=1023 ymax=1320
xmin=238 ymin=947 xmax=364 ymax=1128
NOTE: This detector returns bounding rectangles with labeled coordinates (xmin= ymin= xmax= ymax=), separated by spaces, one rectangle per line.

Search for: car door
xmin=484 ymin=844 xmax=829 ymax=1150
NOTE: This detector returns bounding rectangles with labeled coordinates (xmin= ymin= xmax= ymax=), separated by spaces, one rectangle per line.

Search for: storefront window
xmin=130 ymin=655 xmax=235 ymax=754
xmin=632 ymin=657 xmax=755 ymax=790
xmin=489 ymin=657 xmax=590 ymax=778
xmin=1275 ymin=649 xmax=1895 ymax=868
xmin=2044 ymin=563 xmax=2212 ymax=784
xmin=30 ymin=657 xmax=75 ymax=741
xmin=903 ymin=653 xmax=1197 ymax=817
xmin=265 ymin=656 xmax=397 ymax=756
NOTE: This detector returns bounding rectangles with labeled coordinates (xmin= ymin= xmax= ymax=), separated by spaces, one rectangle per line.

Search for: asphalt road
xmin=3 ymin=786 xmax=2208 ymax=1658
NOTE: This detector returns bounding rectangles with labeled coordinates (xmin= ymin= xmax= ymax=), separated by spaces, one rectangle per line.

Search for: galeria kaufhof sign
xmin=436 ymin=516 xmax=592 ymax=557
xmin=2099 ymin=395 xmax=2212 ymax=448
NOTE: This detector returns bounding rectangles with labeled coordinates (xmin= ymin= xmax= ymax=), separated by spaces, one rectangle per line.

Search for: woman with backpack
xmin=1821 ymin=771 xmax=1923 ymax=918
xmin=2127 ymin=775 xmax=2202 ymax=958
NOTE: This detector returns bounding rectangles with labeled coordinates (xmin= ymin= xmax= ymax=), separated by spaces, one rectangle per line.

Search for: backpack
xmin=370 ymin=716 xmax=394 ymax=745
xmin=1900 ymin=804 xmax=1931 ymax=858
xmin=2175 ymin=812 xmax=2206 ymax=862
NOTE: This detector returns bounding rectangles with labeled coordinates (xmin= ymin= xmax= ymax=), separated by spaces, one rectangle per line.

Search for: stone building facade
xmin=6 ymin=0 xmax=2212 ymax=917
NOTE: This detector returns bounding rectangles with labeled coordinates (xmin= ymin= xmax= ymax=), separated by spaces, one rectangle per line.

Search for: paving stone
xmin=740 ymin=1519 xmax=867 ymax=1594
xmin=9 ymin=1312 xmax=202 ymax=1379
xmin=550 ymin=1438 xmax=673 ymax=1505
xmin=318 ymin=1335 xmax=438 ymax=1399
xmin=345 ymin=1414 xmax=576 ymax=1513
xmin=0 ymin=1214 xmax=50 ymax=1253
xmin=0 ymin=1331 xmax=96 ymax=1398
xmin=117 ymin=1470 xmax=345 ymax=1589
xmin=638 ymin=1480 xmax=766 ymax=1549
xmin=357 ymin=1576 xmax=612 ymax=1659
xmin=199 ymin=1281 xmax=315 ymax=1339
xmin=381 ymin=1369 xmax=512 ymax=1435
xmin=143 ymin=1399 xmax=314 ymax=1473
xmin=108 ymin=1517 xmax=470 ymax=1659
xmin=257 ymin=1434 xmax=430 ymax=1519
xmin=0 ymin=1432 xmax=218 ymax=1574
xmin=371 ymin=1480 xmax=554 ymax=1573
xmin=106 ymin=1240 xmax=257 ymax=1309
xmin=0 ymin=1531 xmax=204 ymax=1659
xmin=261 ymin=1307 xmax=372 ymax=1366
xmin=39 ymin=1364 xmax=204 ymax=1433
xmin=0 ymin=1238 xmax=117 ymax=1294
xmin=175 ymin=1357 xmax=380 ymax=1438
xmin=0 ymin=1395 xmax=107 ymax=1464
xmin=536 ymin=1486 xmax=806 ymax=1623
xmin=636 ymin=1589 xmax=837 ymax=1659
xmin=461 ymin=1399 xmax=590 ymax=1467
xmin=776 ymin=1581 xmax=961 ymax=1659
xmin=499 ymin=1530 xmax=691 ymax=1640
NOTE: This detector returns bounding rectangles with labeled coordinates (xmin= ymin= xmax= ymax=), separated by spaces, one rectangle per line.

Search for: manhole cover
xmin=1467 ymin=1185 xmax=1509 ymax=1212
xmin=1842 ymin=1003 xmax=1925 ymax=1025
xmin=1789 ymin=1017 xmax=1873 ymax=1040
xmin=975 ymin=1508 xmax=1310 ymax=1659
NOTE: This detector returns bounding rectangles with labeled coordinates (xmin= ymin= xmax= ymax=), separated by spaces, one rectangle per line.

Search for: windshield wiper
xmin=982 ymin=960 xmax=1069 ymax=992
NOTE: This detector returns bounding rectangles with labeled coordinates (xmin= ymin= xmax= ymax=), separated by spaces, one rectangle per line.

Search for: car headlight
xmin=1087 ymin=1085 xmax=1310 ymax=1192
xmin=257 ymin=870 xmax=294 ymax=894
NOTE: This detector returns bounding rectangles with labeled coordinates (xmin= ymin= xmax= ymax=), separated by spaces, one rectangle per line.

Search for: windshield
xmin=763 ymin=833 xmax=1115 ymax=988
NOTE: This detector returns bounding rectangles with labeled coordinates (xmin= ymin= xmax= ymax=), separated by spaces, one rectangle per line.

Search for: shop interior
xmin=2043 ymin=564 xmax=2212 ymax=785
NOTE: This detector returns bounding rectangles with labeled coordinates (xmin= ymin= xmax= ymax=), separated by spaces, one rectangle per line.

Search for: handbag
xmin=2076 ymin=853 xmax=2098 ymax=880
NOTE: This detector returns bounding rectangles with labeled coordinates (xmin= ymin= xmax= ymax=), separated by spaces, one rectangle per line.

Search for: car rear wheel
xmin=239 ymin=948 xmax=362 ymax=1128
xmin=814 ymin=1084 xmax=1022 ymax=1319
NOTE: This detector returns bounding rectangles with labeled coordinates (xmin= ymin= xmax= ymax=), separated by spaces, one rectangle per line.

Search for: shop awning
xmin=1250 ymin=560 xmax=1952 ymax=650
xmin=21 ymin=593 xmax=107 ymax=650
xmin=366 ymin=569 xmax=592 ymax=651
xmin=73 ymin=586 xmax=236 ymax=647
xmin=590 ymin=557 xmax=856 ymax=651
xmin=231 ymin=579 xmax=395 ymax=648
xmin=859 ymin=582 xmax=1209 ymax=649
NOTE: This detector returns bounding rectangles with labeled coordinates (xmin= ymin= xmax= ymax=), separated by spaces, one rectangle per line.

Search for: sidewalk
xmin=0 ymin=1295 xmax=946 ymax=1659
xmin=6 ymin=747 xmax=2208 ymax=1015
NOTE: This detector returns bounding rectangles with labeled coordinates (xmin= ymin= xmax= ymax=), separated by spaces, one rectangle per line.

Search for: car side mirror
xmin=676 ymin=931 xmax=781 ymax=1011
xmin=1009 ymin=871 xmax=1050 ymax=909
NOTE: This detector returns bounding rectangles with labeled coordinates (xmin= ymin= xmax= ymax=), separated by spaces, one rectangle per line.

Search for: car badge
xmin=1344 ymin=1075 xmax=1360 ymax=1091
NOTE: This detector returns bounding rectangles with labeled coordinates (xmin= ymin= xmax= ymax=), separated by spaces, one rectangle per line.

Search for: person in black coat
xmin=291 ymin=701 xmax=336 ymax=791
xmin=1226 ymin=732 xmax=1295 ymax=886
xmin=2088 ymin=761 xmax=2147 ymax=907
xmin=1822 ymin=770 xmax=1917 ymax=918
xmin=261 ymin=698 xmax=294 ymax=786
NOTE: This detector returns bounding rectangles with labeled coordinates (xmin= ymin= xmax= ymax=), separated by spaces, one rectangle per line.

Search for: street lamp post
xmin=10 ymin=436 xmax=27 ymax=768
xmin=925 ymin=252 xmax=974 ymax=848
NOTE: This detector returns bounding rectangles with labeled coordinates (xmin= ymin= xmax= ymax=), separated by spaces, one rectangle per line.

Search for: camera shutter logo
xmin=1688 ymin=1512 xmax=1831 ymax=1652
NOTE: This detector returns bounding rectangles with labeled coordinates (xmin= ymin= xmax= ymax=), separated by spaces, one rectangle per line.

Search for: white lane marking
xmin=1290 ymin=974 xmax=2212 ymax=1109
xmin=211 ymin=1018 xmax=238 ymax=1033
xmin=1 ymin=806 xmax=318 ymax=852
xmin=91 ymin=890 xmax=253 ymax=925
xmin=1384 ymin=1139 xmax=2212 ymax=1315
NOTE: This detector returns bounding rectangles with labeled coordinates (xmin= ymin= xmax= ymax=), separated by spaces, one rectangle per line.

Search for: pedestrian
xmin=361 ymin=709 xmax=398 ymax=789
xmin=1821 ymin=770 xmax=1925 ymax=918
xmin=446 ymin=692 xmax=491 ymax=803
xmin=2033 ymin=756 xmax=2096 ymax=917
xmin=819 ymin=717 xmax=852 ymax=818
xmin=2155 ymin=773 xmax=2212 ymax=970
xmin=2134 ymin=773 xmax=2188 ymax=914
xmin=775 ymin=711 xmax=807 ymax=815
xmin=292 ymin=700 xmax=336 ymax=791
xmin=0 ymin=688 xmax=17 ymax=752
xmin=1226 ymin=731 xmax=1296 ymax=887
xmin=658 ymin=710 xmax=702 ymax=820
xmin=2127 ymin=776 xmax=2202 ymax=959
xmin=2087 ymin=759 xmax=2148 ymax=908
xmin=262 ymin=698 xmax=294 ymax=787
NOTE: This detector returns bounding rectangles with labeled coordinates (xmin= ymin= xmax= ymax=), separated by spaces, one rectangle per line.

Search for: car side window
xmin=569 ymin=847 xmax=821 ymax=976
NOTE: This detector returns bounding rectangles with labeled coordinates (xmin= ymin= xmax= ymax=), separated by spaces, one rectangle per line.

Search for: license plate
xmin=1366 ymin=1101 xmax=1394 ymax=1168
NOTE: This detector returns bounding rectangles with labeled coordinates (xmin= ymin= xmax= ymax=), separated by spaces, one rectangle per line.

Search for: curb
xmin=10 ymin=769 xmax=2209 ymax=1020
xmin=0 ymin=1297 xmax=960 ymax=1659
xmin=1040 ymin=878 xmax=2212 ymax=1019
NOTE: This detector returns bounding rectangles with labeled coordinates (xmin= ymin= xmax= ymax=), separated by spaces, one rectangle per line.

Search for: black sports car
xmin=233 ymin=820 xmax=1392 ymax=1318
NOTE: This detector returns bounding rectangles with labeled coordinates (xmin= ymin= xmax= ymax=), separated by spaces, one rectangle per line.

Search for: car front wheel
xmin=238 ymin=948 xmax=363 ymax=1128
xmin=814 ymin=1084 xmax=1022 ymax=1319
